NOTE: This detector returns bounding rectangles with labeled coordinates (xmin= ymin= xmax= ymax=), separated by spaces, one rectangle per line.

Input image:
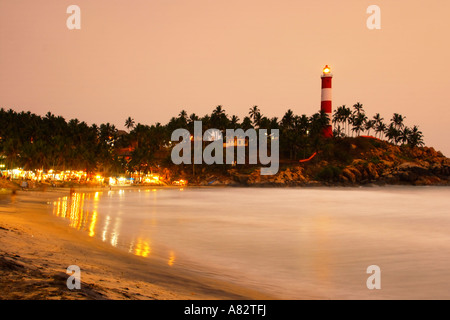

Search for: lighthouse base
xmin=323 ymin=125 xmax=333 ymax=138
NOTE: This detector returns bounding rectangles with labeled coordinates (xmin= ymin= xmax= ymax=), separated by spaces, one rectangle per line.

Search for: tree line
xmin=332 ymin=102 xmax=424 ymax=147
xmin=0 ymin=104 xmax=424 ymax=175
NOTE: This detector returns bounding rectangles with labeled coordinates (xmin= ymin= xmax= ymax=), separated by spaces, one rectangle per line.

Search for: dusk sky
xmin=1 ymin=0 xmax=449 ymax=155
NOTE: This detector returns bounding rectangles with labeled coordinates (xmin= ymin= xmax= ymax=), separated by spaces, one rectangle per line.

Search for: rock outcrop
xmin=167 ymin=142 xmax=450 ymax=187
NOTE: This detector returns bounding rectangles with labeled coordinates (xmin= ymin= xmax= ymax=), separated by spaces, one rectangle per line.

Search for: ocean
xmin=51 ymin=186 xmax=450 ymax=299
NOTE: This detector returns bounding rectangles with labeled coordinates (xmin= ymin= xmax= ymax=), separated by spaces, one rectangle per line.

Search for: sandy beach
xmin=0 ymin=188 xmax=273 ymax=300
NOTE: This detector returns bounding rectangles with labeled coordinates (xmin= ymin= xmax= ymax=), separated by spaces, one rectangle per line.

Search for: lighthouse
xmin=321 ymin=65 xmax=333 ymax=137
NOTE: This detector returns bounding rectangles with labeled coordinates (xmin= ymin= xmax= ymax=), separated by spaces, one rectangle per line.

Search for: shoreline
xmin=2 ymin=176 xmax=450 ymax=195
xmin=0 ymin=190 xmax=276 ymax=300
xmin=2 ymin=182 xmax=449 ymax=300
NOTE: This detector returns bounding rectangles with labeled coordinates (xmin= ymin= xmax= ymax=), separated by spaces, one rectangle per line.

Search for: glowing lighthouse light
xmin=320 ymin=65 xmax=333 ymax=137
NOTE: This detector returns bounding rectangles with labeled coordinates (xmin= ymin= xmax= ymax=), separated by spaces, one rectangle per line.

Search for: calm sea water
xmin=51 ymin=186 xmax=450 ymax=299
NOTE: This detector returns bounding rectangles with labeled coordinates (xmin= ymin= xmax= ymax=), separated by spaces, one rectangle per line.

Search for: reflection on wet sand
xmin=52 ymin=191 xmax=174 ymax=266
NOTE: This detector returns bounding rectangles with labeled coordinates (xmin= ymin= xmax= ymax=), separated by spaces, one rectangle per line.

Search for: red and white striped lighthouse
xmin=321 ymin=65 xmax=333 ymax=137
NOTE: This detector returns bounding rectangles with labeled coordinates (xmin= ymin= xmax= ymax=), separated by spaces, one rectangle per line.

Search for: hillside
xmin=174 ymin=137 xmax=450 ymax=187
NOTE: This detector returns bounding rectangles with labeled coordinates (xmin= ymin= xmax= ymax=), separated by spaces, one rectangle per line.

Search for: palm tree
xmin=188 ymin=113 xmax=200 ymax=133
xmin=375 ymin=122 xmax=386 ymax=140
xmin=210 ymin=105 xmax=229 ymax=131
xmin=281 ymin=109 xmax=295 ymax=130
xmin=391 ymin=113 xmax=406 ymax=131
xmin=351 ymin=112 xmax=367 ymax=137
xmin=297 ymin=115 xmax=309 ymax=135
xmin=258 ymin=117 xmax=271 ymax=129
xmin=365 ymin=120 xmax=375 ymax=136
xmin=353 ymin=102 xmax=364 ymax=115
xmin=373 ymin=113 xmax=385 ymax=139
xmin=335 ymin=105 xmax=352 ymax=136
xmin=333 ymin=124 xmax=345 ymax=137
xmin=269 ymin=117 xmax=279 ymax=130
xmin=125 ymin=117 xmax=135 ymax=131
xmin=332 ymin=106 xmax=344 ymax=134
xmin=177 ymin=110 xmax=188 ymax=128
xmin=399 ymin=127 xmax=411 ymax=145
xmin=309 ymin=111 xmax=330 ymax=137
xmin=212 ymin=105 xmax=225 ymax=117
xmin=385 ymin=123 xmax=400 ymax=145
xmin=230 ymin=115 xmax=240 ymax=129
xmin=407 ymin=125 xmax=424 ymax=147
xmin=3 ymin=138 xmax=21 ymax=169
xmin=179 ymin=109 xmax=188 ymax=119
xmin=241 ymin=116 xmax=253 ymax=130
xmin=201 ymin=114 xmax=211 ymax=130
xmin=249 ymin=105 xmax=261 ymax=128
xmin=343 ymin=105 xmax=352 ymax=136
xmin=189 ymin=113 xmax=199 ymax=122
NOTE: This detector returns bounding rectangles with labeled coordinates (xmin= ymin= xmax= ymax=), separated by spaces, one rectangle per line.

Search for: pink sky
xmin=1 ymin=0 xmax=449 ymax=155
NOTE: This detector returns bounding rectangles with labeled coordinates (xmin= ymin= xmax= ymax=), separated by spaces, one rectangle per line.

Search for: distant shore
xmin=0 ymin=190 xmax=275 ymax=300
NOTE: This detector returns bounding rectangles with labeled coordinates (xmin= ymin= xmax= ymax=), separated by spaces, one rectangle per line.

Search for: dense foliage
xmin=0 ymin=103 xmax=424 ymax=175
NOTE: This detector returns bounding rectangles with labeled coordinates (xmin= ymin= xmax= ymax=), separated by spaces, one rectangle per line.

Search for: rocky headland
xmin=179 ymin=138 xmax=450 ymax=187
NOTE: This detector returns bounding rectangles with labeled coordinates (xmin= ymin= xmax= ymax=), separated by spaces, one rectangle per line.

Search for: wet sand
xmin=0 ymin=189 xmax=274 ymax=300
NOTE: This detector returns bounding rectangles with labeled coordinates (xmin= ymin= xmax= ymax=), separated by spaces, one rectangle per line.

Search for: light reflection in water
xmin=102 ymin=215 xmax=110 ymax=243
xmin=53 ymin=193 xmax=87 ymax=230
xmin=134 ymin=238 xmax=151 ymax=257
xmin=51 ymin=191 xmax=169 ymax=261
xmin=168 ymin=251 xmax=176 ymax=266
xmin=111 ymin=215 xmax=121 ymax=248
xmin=89 ymin=211 xmax=97 ymax=237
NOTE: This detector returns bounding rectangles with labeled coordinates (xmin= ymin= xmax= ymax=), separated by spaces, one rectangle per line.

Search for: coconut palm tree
xmin=365 ymin=119 xmax=375 ymax=136
xmin=228 ymin=115 xmax=240 ymax=129
xmin=281 ymin=109 xmax=295 ymax=130
xmin=210 ymin=105 xmax=229 ymax=131
xmin=399 ymin=127 xmax=411 ymax=145
xmin=351 ymin=112 xmax=367 ymax=137
xmin=178 ymin=110 xmax=188 ymax=128
xmin=248 ymin=105 xmax=261 ymax=128
xmin=385 ymin=123 xmax=400 ymax=145
xmin=189 ymin=113 xmax=199 ymax=122
xmin=335 ymin=105 xmax=352 ymax=136
xmin=241 ymin=116 xmax=253 ymax=130
xmin=333 ymin=124 xmax=345 ymax=137
xmin=375 ymin=122 xmax=387 ymax=140
xmin=407 ymin=125 xmax=424 ymax=147
xmin=373 ymin=113 xmax=385 ymax=139
xmin=391 ymin=113 xmax=406 ymax=131
xmin=353 ymin=102 xmax=364 ymax=115
xmin=309 ymin=111 xmax=330 ymax=137
xmin=332 ymin=106 xmax=344 ymax=134
xmin=125 ymin=117 xmax=135 ymax=131
xmin=258 ymin=117 xmax=271 ymax=129
xmin=269 ymin=117 xmax=279 ymax=130
xmin=296 ymin=114 xmax=309 ymax=136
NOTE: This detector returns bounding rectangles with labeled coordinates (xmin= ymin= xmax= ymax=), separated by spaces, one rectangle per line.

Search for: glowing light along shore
xmin=1 ymin=168 xmax=88 ymax=182
xmin=1 ymin=168 xmax=187 ymax=186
